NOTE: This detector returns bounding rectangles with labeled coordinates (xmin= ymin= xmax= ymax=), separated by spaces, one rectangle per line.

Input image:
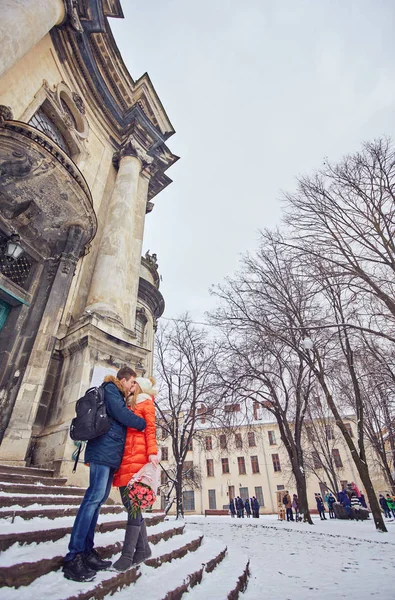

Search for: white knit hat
xmin=135 ymin=376 xmax=158 ymax=397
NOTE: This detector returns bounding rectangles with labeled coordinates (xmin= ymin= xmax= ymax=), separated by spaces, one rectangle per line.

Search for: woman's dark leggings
xmin=120 ymin=486 xmax=143 ymax=525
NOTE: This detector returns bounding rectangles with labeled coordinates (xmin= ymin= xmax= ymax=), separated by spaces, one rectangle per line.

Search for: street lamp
xmin=4 ymin=234 xmax=24 ymax=260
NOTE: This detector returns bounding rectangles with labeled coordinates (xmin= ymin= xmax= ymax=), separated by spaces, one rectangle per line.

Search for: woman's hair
xmin=127 ymin=376 xmax=158 ymax=408
xmin=127 ymin=383 xmax=142 ymax=409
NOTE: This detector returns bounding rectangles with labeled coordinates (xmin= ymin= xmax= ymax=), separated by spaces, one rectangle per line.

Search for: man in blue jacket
xmin=63 ymin=366 xmax=146 ymax=582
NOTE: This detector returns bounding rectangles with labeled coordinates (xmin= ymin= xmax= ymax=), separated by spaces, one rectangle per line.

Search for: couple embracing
xmin=63 ymin=366 xmax=159 ymax=582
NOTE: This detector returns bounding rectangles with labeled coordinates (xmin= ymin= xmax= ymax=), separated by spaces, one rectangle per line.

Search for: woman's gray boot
xmin=113 ymin=524 xmax=141 ymax=572
xmin=132 ymin=521 xmax=152 ymax=565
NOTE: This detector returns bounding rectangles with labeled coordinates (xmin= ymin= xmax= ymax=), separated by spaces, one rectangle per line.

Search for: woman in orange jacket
xmin=112 ymin=376 xmax=158 ymax=571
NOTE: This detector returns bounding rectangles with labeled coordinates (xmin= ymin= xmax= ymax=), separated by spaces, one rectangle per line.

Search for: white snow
xmin=185 ymin=515 xmax=395 ymax=599
xmin=0 ymin=513 xmax=394 ymax=599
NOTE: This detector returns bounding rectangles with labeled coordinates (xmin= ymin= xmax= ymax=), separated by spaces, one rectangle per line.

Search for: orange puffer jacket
xmin=113 ymin=393 xmax=157 ymax=488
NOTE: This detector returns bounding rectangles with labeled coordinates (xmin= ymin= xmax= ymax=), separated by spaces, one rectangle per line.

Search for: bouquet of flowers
xmin=127 ymin=462 xmax=158 ymax=517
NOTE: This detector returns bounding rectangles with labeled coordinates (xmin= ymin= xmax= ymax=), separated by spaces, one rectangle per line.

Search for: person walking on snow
xmin=112 ymin=377 xmax=159 ymax=571
xmin=244 ymin=498 xmax=252 ymax=517
xmin=315 ymin=494 xmax=327 ymax=520
xmin=63 ymin=367 xmax=146 ymax=582
xmin=379 ymin=494 xmax=391 ymax=518
xmin=386 ymin=494 xmax=395 ymax=518
xmin=327 ymin=493 xmax=336 ymax=518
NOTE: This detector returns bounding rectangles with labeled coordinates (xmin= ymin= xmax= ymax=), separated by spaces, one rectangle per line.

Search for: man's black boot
xmin=85 ymin=549 xmax=112 ymax=571
xmin=63 ymin=553 xmax=96 ymax=582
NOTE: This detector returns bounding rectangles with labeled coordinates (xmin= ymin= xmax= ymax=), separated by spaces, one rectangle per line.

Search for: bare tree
xmin=211 ymin=234 xmax=318 ymax=523
xmin=155 ymin=316 xmax=221 ymax=518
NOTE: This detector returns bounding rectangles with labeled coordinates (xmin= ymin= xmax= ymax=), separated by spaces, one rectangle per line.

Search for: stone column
xmin=85 ymin=138 xmax=151 ymax=330
xmin=0 ymin=0 xmax=66 ymax=78
xmin=0 ymin=225 xmax=84 ymax=464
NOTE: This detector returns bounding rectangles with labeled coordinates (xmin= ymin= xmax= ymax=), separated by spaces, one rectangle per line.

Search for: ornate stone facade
xmin=0 ymin=0 xmax=175 ymax=484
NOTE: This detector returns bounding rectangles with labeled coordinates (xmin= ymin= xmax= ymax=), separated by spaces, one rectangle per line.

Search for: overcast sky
xmin=110 ymin=0 xmax=395 ymax=322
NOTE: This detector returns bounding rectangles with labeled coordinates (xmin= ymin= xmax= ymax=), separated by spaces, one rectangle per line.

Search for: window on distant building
xmin=248 ymin=431 xmax=256 ymax=447
xmin=161 ymin=447 xmax=168 ymax=461
xmin=312 ymin=451 xmax=322 ymax=469
xmin=251 ymin=455 xmax=260 ymax=474
xmin=222 ymin=458 xmax=230 ymax=474
xmin=207 ymin=458 xmax=214 ymax=477
xmin=277 ymin=484 xmax=285 ymax=491
xmin=198 ymin=404 xmax=206 ymax=424
xmin=187 ymin=438 xmax=193 ymax=451
xmin=325 ymin=425 xmax=334 ymax=440
xmin=344 ymin=423 xmax=354 ymax=437
xmin=239 ymin=486 xmax=249 ymax=500
xmin=183 ymin=461 xmax=194 ymax=477
xmin=228 ymin=485 xmax=235 ymax=500
xmin=219 ymin=434 xmax=227 ymax=449
xmin=253 ymin=401 xmax=262 ymax=420
xmin=160 ymin=470 xmax=168 ymax=486
xmin=183 ymin=490 xmax=195 ymax=511
xmin=208 ymin=489 xmax=216 ymax=509
xmin=332 ymin=449 xmax=343 ymax=468
xmin=235 ymin=433 xmax=243 ymax=449
xmin=268 ymin=430 xmax=276 ymax=445
xmin=306 ymin=426 xmax=314 ymax=442
xmin=224 ymin=403 xmax=240 ymax=413
xmin=237 ymin=456 xmax=246 ymax=475
xmin=205 ymin=436 xmax=212 ymax=451
xmin=272 ymin=454 xmax=281 ymax=472
xmin=255 ymin=486 xmax=264 ymax=507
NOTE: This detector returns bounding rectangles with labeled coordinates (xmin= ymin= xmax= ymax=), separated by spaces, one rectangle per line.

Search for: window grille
xmin=29 ymin=107 xmax=70 ymax=155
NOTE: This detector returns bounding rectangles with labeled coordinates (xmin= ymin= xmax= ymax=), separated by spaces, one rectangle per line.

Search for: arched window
xmin=29 ymin=107 xmax=71 ymax=155
xmin=135 ymin=308 xmax=148 ymax=346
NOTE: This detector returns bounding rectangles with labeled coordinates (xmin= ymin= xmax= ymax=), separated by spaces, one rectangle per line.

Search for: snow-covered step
xmin=0 ymin=472 xmax=68 ymax=487
xmin=0 ymin=483 xmax=86 ymax=497
xmin=112 ymin=535 xmax=227 ymax=600
xmin=0 ymin=512 xmax=165 ymax=551
xmin=1 ymin=530 xmax=203 ymax=600
xmin=0 ymin=464 xmax=56 ymax=478
xmin=0 ymin=504 xmax=125 ymax=521
xmin=0 ymin=520 xmax=185 ymax=588
xmin=182 ymin=549 xmax=250 ymax=599
xmin=0 ymin=494 xmax=84 ymax=508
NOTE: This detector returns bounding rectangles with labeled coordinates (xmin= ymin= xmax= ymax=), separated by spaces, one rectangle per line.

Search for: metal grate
xmin=29 ymin=107 xmax=70 ymax=155
xmin=0 ymin=233 xmax=33 ymax=289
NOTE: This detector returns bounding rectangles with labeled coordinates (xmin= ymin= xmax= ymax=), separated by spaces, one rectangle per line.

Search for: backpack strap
xmin=72 ymin=441 xmax=83 ymax=473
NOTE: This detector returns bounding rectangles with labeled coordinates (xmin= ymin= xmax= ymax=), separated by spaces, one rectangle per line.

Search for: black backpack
xmin=70 ymin=385 xmax=110 ymax=471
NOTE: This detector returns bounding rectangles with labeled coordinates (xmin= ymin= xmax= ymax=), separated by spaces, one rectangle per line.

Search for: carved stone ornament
xmin=63 ymin=0 xmax=83 ymax=33
xmin=0 ymin=106 xmax=14 ymax=124
xmin=72 ymin=92 xmax=86 ymax=115
xmin=113 ymin=137 xmax=153 ymax=170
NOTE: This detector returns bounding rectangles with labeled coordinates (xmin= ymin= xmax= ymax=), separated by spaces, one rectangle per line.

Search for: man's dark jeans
xmin=65 ymin=462 xmax=115 ymax=562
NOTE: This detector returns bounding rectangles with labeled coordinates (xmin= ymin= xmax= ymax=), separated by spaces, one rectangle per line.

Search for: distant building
xmin=158 ymin=403 xmax=380 ymax=514
xmin=0 ymin=1 xmax=177 ymax=484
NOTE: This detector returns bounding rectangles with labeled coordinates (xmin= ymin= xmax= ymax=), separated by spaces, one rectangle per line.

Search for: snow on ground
xmin=185 ymin=514 xmax=395 ymax=600
xmin=1 ymin=512 xmax=394 ymax=599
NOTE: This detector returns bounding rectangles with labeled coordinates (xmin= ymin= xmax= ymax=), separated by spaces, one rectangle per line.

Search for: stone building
xmin=0 ymin=0 xmax=177 ymax=484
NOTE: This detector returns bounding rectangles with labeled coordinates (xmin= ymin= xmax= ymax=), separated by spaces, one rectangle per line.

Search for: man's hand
xmin=149 ymin=454 xmax=159 ymax=467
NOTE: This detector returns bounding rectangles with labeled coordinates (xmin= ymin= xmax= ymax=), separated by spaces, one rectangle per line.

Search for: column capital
xmin=113 ymin=137 xmax=153 ymax=171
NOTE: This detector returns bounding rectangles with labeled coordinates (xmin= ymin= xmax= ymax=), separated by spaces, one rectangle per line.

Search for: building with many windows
xmin=158 ymin=405 xmax=385 ymax=515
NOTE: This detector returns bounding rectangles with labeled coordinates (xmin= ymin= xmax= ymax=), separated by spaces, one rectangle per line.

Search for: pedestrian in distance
xmin=379 ymin=494 xmax=391 ymax=518
xmin=315 ymin=493 xmax=327 ymax=520
xmin=112 ymin=376 xmax=159 ymax=571
xmin=229 ymin=498 xmax=236 ymax=518
xmin=251 ymin=496 xmax=260 ymax=518
xmin=63 ymin=367 xmax=146 ymax=583
xmin=244 ymin=498 xmax=252 ymax=517
xmin=283 ymin=491 xmax=294 ymax=522
xmin=327 ymin=493 xmax=336 ymax=518
xmin=386 ymin=494 xmax=395 ymax=519
xmin=350 ymin=492 xmax=361 ymax=520
xmin=292 ymin=494 xmax=300 ymax=521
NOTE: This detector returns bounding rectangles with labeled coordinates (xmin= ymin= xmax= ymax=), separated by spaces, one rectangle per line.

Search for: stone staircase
xmin=0 ymin=464 xmax=250 ymax=599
